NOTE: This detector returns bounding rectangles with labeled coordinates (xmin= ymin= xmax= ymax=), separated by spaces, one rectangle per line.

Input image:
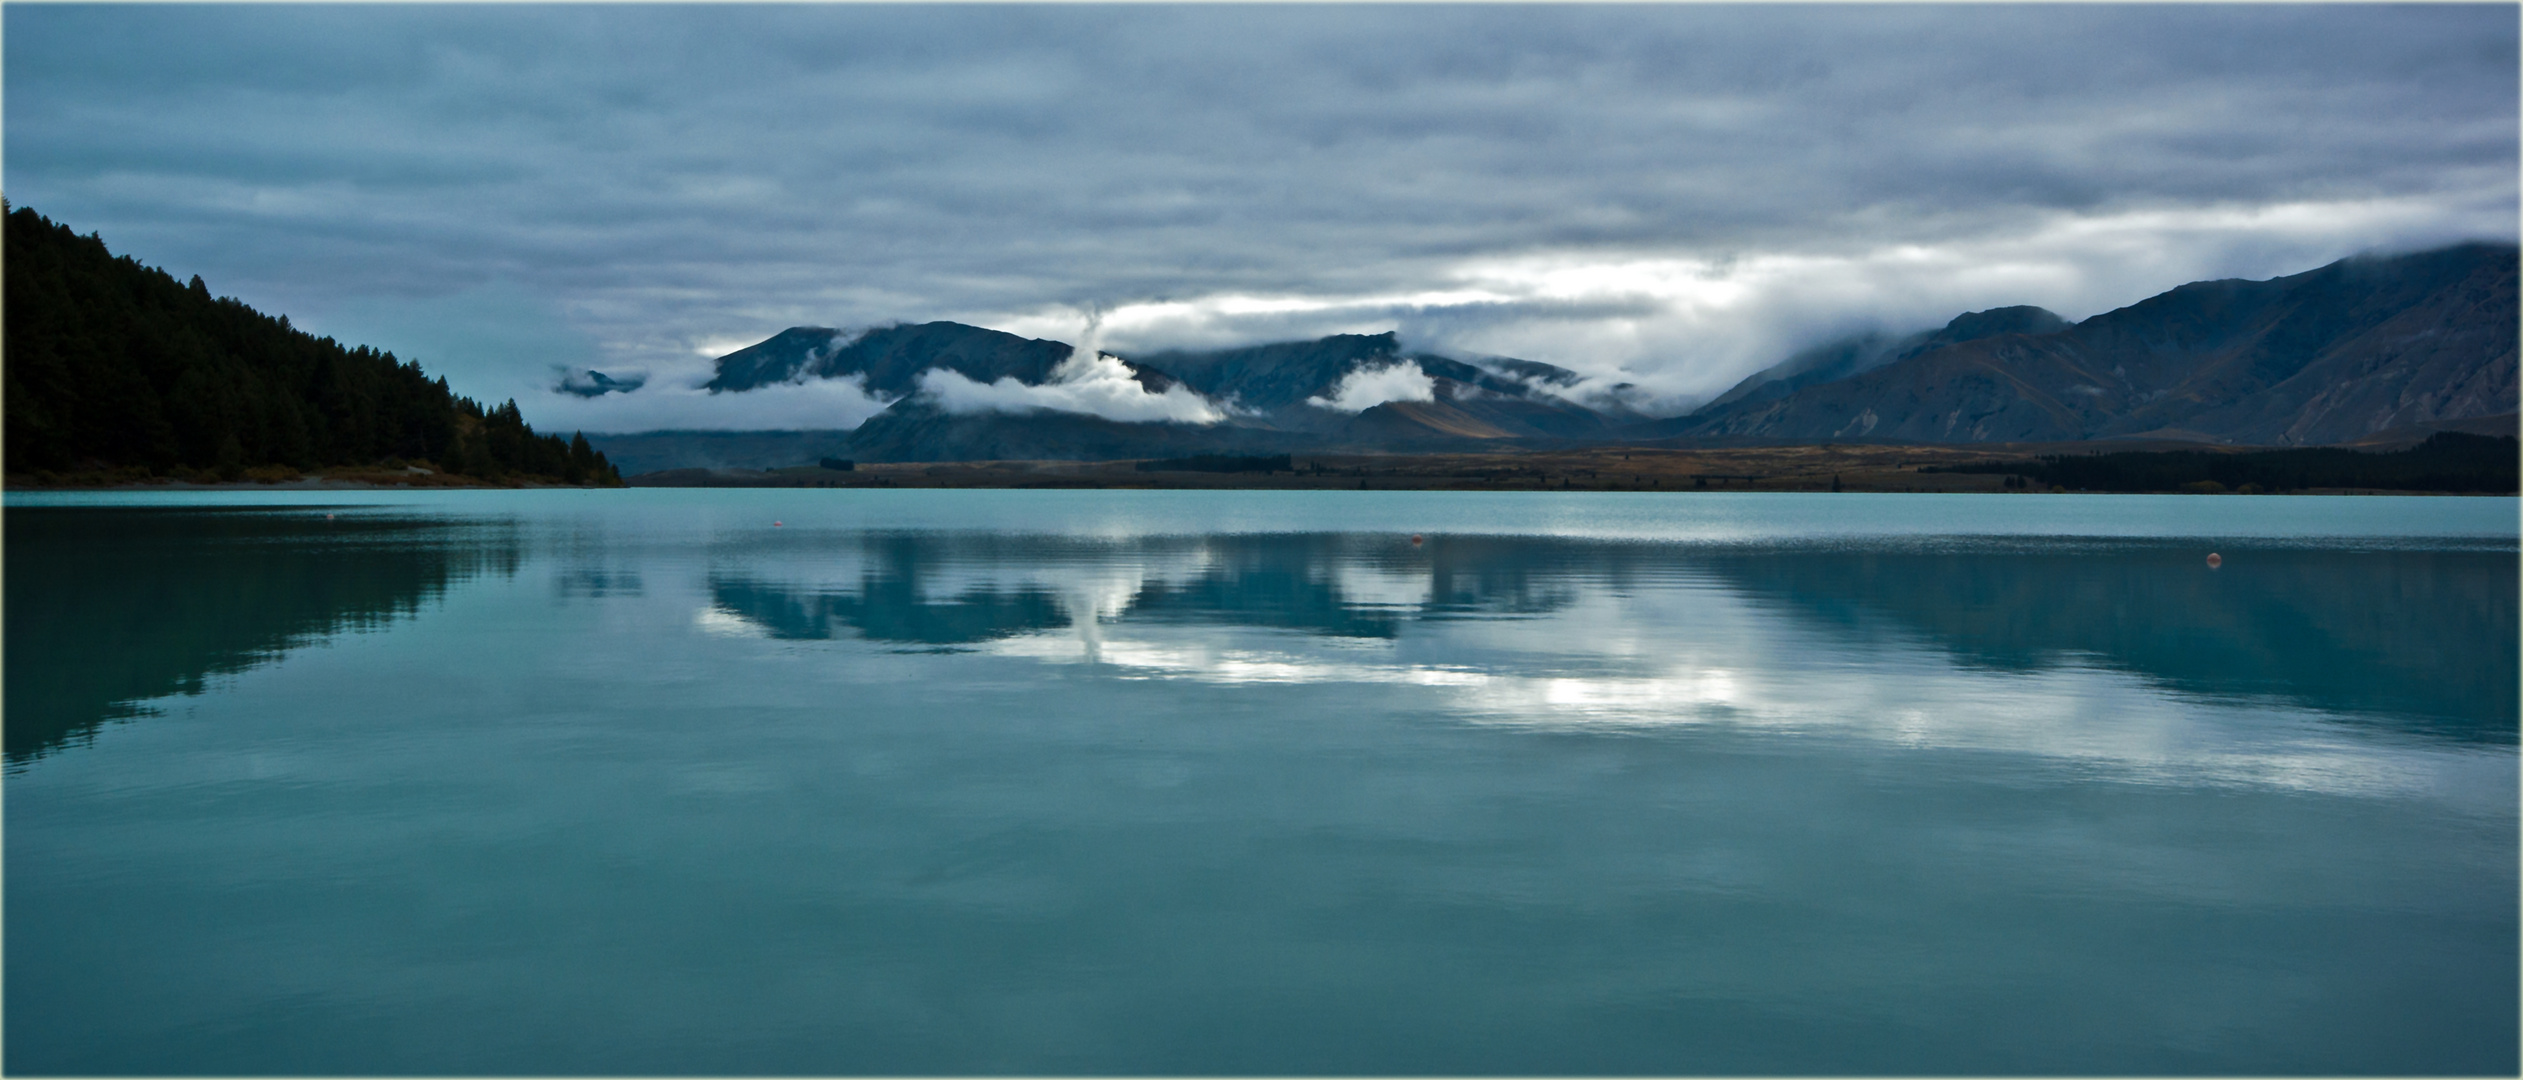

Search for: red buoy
xmin=774 ymin=521 xmax=784 ymax=528
xmin=2206 ymin=552 xmax=2222 ymax=569
xmin=1410 ymin=534 xmax=1425 ymax=545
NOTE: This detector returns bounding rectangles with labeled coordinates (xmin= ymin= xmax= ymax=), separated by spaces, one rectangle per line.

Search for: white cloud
xmin=528 ymin=371 xmax=896 ymax=434
xmin=1306 ymin=360 xmax=1436 ymax=413
xmin=918 ymin=348 xmax=1226 ymax=424
xmin=994 ymin=191 xmax=2517 ymax=417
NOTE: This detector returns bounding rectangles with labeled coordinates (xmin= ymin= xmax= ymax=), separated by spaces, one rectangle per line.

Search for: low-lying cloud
xmin=555 ymin=368 xmax=646 ymax=398
xmin=920 ymin=350 xmax=1226 ymax=424
xmin=1001 ymin=192 xmax=2516 ymax=416
xmin=532 ymin=371 xmax=896 ymax=434
xmin=1308 ymin=361 xmax=1436 ymax=414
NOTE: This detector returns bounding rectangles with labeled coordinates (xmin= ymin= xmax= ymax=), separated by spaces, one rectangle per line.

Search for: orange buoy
xmin=2206 ymin=552 xmax=2222 ymax=569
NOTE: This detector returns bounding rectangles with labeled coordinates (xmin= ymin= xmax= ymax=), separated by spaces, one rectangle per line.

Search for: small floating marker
xmin=1410 ymin=534 xmax=1425 ymax=545
xmin=773 ymin=521 xmax=784 ymax=528
xmin=2206 ymin=552 xmax=2222 ymax=569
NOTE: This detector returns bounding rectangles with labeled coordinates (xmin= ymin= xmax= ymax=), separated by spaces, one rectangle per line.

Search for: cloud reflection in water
xmin=697 ymin=531 xmax=2515 ymax=800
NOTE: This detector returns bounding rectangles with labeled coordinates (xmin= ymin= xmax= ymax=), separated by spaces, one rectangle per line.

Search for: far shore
xmin=10 ymin=439 xmax=2513 ymax=497
xmin=621 ymin=441 xmax=2509 ymax=495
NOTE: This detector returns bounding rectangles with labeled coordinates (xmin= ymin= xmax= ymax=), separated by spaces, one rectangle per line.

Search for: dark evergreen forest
xmin=4 ymin=204 xmax=619 ymax=485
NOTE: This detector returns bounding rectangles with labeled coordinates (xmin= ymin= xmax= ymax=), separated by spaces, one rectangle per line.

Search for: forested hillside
xmin=4 ymin=205 xmax=619 ymax=485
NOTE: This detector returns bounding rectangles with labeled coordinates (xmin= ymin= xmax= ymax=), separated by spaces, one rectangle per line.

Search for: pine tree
xmin=4 ymin=204 xmax=606 ymax=487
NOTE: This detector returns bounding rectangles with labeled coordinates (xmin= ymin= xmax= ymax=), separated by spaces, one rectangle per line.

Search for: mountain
xmin=3 ymin=205 xmax=622 ymax=485
xmin=675 ymin=322 xmax=1620 ymax=464
xmin=1700 ymin=306 xmax=2070 ymax=414
xmin=1129 ymin=331 xmax=1613 ymax=439
xmin=632 ymin=242 xmax=2515 ymax=470
xmin=1664 ymin=243 xmax=2518 ymax=445
xmin=704 ymin=322 xmax=1076 ymax=396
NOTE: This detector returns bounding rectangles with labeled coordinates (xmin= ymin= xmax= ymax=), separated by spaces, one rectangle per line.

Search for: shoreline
xmin=3 ymin=478 xmax=604 ymax=493
xmin=615 ymin=442 xmax=2514 ymax=495
xmin=11 ymin=441 xmax=2514 ymax=497
xmin=2 ymin=468 xmax=613 ymax=494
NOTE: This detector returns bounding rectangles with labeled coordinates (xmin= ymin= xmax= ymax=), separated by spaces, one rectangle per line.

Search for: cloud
xmin=4 ymin=5 xmax=2512 ymax=427
xmin=1036 ymin=190 xmax=2517 ymax=415
xmin=1308 ymin=361 xmax=1436 ymax=414
xmin=531 ymin=372 xmax=896 ymax=435
xmin=919 ymin=350 xmax=1226 ymax=425
xmin=1417 ymin=192 xmax=2519 ymax=410
xmin=555 ymin=369 xmax=645 ymax=398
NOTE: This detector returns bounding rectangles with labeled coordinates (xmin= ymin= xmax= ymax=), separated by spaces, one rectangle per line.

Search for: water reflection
xmin=709 ymin=577 xmax=1070 ymax=645
xmin=556 ymin=567 xmax=643 ymax=598
xmin=701 ymin=531 xmax=2516 ymax=746
xmin=6 ymin=497 xmax=2511 ymax=1075
xmin=15 ymin=510 xmax=2510 ymax=764
xmin=3 ymin=507 xmax=519 ymax=766
xmin=1703 ymin=544 xmax=2518 ymax=745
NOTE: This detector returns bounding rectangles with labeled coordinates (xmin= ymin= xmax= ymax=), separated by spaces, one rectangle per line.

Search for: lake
xmin=5 ymin=489 xmax=2516 ymax=1075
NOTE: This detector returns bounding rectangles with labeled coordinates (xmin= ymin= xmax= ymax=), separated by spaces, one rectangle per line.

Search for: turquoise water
xmin=6 ymin=490 xmax=2516 ymax=1075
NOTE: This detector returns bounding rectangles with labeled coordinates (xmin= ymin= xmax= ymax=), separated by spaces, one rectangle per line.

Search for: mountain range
xmin=629 ymin=324 xmax=1629 ymax=466
xmin=589 ymin=242 xmax=2516 ymax=472
xmin=1661 ymin=242 xmax=2517 ymax=445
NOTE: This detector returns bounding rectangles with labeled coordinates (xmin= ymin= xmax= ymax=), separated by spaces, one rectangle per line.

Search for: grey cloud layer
xmin=7 ymin=4 xmax=2513 ymax=422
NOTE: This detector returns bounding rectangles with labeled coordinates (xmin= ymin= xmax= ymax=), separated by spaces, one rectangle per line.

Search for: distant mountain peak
xmin=1939 ymin=305 xmax=2069 ymax=340
xmin=1664 ymin=242 xmax=2517 ymax=445
xmin=703 ymin=321 xmax=1072 ymax=397
xmin=702 ymin=326 xmax=850 ymax=392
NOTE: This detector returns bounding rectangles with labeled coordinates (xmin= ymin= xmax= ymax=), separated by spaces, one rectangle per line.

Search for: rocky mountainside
xmin=1661 ymin=243 xmax=2518 ymax=445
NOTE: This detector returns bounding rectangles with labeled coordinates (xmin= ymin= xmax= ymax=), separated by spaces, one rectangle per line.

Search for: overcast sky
xmin=7 ymin=4 xmax=2515 ymax=429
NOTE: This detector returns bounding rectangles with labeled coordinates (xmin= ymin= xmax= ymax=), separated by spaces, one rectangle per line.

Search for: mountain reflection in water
xmin=704 ymin=531 xmax=2515 ymax=745
xmin=1704 ymin=543 xmax=2516 ymax=745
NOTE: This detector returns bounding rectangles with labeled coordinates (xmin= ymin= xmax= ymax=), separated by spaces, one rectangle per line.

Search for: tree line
xmin=1924 ymin=432 xmax=2518 ymax=494
xmin=4 ymin=203 xmax=620 ymax=485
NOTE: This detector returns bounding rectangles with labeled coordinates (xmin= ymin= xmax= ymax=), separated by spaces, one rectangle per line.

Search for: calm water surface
xmin=6 ymin=490 xmax=2516 ymax=1075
